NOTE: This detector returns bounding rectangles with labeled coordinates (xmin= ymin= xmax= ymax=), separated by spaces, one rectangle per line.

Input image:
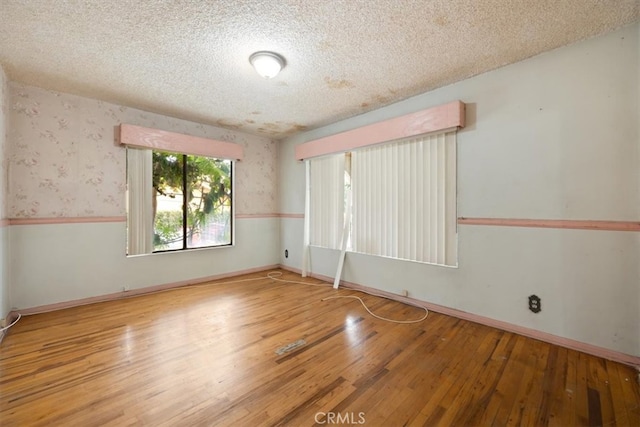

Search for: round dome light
xmin=249 ymin=51 xmax=285 ymax=79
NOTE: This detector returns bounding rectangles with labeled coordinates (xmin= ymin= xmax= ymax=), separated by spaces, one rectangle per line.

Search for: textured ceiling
xmin=0 ymin=1 xmax=638 ymax=139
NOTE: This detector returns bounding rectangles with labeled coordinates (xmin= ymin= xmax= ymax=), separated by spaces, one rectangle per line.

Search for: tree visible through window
xmin=152 ymin=151 xmax=232 ymax=251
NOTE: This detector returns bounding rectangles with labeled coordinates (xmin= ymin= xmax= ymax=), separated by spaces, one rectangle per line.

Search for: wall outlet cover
xmin=528 ymin=295 xmax=541 ymax=313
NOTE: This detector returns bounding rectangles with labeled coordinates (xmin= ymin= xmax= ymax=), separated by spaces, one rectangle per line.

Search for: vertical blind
xmin=309 ymin=154 xmax=345 ymax=249
xmin=126 ymin=148 xmax=154 ymax=255
xmin=350 ymin=132 xmax=457 ymax=266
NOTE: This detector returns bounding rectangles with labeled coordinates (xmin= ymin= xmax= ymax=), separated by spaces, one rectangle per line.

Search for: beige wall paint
xmin=279 ymin=23 xmax=640 ymax=356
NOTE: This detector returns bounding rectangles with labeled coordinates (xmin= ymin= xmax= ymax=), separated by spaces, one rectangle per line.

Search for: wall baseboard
xmin=14 ymin=265 xmax=280 ymax=316
xmin=279 ymin=265 xmax=640 ymax=368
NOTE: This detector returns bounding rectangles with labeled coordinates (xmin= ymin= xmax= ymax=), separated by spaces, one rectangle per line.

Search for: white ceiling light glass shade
xmin=249 ymin=51 xmax=285 ymax=78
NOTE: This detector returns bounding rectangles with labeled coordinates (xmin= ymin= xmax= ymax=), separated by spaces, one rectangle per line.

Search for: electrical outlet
xmin=284 ymin=249 xmax=289 ymax=258
xmin=401 ymin=290 xmax=409 ymax=297
xmin=528 ymin=295 xmax=541 ymax=313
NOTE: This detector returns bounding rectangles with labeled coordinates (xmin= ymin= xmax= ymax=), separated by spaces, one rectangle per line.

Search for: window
xmin=152 ymin=151 xmax=232 ymax=251
xmin=126 ymin=148 xmax=233 ymax=254
xmin=120 ymin=124 xmax=242 ymax=256
xmin=307 ymin=131 xmax=457 ymax=267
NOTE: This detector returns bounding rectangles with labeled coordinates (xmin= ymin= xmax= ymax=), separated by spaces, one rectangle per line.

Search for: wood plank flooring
xmin=1 ymin=269 xmax=638 ymax=426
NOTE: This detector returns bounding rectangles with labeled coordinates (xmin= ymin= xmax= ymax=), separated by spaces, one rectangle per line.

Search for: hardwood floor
xmin=1 ymin=269 xmax=638 ymax=426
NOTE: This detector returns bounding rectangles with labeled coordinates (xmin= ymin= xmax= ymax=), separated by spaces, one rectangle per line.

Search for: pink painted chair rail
xmin=458 ymin=217 xmax=640 ymax=232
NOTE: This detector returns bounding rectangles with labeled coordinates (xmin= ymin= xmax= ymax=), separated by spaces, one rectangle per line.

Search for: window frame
xmin=119 ymin=124 xmax=243 ymax=257
xmin=126 ymin=148 xmax=235 ymax=256
xmin=151 ymin=152 xmax=234 ymax=253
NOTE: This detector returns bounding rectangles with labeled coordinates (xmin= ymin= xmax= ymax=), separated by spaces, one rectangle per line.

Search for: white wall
xmin=0 ymin=65 xmax=9 ymax=320
xmin=279 ymin=23 xmax=640 ymax=356
xmin=7 ymin=84 xmax=280 ymax=310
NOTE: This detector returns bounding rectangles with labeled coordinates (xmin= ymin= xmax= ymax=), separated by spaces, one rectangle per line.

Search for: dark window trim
xmin=152 ymin=153 xmax=233 ymax=254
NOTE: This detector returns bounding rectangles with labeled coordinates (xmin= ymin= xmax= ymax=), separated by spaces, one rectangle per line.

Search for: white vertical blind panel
xmin=351 ymin=132 xmax=457 ymax=266
xmin=127 ymin=148 xmax=154 ymax=255
xmin=309 ymin=154 xmax=345 ymax=249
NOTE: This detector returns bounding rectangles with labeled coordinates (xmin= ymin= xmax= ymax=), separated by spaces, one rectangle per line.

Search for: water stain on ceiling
xmin=0 ymin=0 xmax=637 ymax=139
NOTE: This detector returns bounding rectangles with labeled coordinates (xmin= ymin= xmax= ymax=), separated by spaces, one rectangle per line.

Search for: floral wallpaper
xmin=8 ymin=83 xmax=277 ymax=218
xmin=0 ymin=67 xmax=6 ymax=219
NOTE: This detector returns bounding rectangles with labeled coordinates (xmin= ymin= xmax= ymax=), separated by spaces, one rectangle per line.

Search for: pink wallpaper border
xmin=279 ymin=213 xmax=305 ymax=219
xmin=459 ymin=217 xmax=640 ymax=232
xmin=7 ymin=214 xmax=302 ymax=225
xmin=10 ymin=216 xmax=127 ymax=225
xmin=236 ymin=213 xmax=304 ymax=219
xmin=236 ymin=213 xmax=280 ymax=219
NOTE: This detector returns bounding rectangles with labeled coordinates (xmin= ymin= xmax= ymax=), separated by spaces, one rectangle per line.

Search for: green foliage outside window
xmin=152 ymin=151 xmax=232 ymax=250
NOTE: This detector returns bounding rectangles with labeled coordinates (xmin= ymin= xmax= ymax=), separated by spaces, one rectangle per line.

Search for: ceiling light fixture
xmin=249 ymin=51 xmax=285 ymax=79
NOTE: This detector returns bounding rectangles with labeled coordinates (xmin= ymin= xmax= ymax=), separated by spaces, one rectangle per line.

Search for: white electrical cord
xmin=267 ymin=271 xmax=428 ymax=324
xmin=6 ymin=271 xmax=428 ymax=326
xmin=0 ymin=313 xmax=21 ymax=332
xmin=321 ymin=295 xmax=428 ymax=324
